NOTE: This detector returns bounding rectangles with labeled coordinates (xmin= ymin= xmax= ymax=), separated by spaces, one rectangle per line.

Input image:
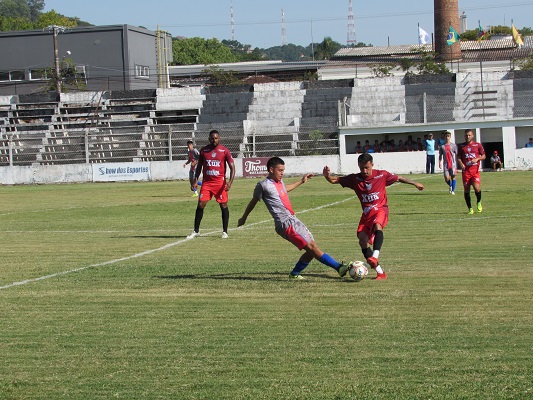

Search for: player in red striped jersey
xmin=438 ymin=131 xmax=458 ymax=195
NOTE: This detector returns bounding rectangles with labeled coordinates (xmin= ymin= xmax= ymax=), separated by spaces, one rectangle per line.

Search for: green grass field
xmin=1 ymin=171 xmax=532 ymax=399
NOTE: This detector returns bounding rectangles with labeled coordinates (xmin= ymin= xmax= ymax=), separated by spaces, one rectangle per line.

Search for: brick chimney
xmin=434 ymin=0 xmax=461 ymax=61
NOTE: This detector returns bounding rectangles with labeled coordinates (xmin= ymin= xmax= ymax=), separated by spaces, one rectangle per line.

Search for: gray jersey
xmin=253 ymin=178 xmax=295 ymax=228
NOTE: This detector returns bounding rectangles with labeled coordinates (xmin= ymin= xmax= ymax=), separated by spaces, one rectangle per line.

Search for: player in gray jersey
xmin=238 ymin=157 xmax=350 ymax=280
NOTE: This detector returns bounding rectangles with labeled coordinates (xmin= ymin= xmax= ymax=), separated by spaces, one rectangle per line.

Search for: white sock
xmin=375 ymin=265 xmax=384 ymax=274
xmin=372 ymin=250 xmax=380 ymax=259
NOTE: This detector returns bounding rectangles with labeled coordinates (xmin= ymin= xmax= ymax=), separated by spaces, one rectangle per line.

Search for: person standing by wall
xmin=425 ymin=133 xmax=436 ymax=174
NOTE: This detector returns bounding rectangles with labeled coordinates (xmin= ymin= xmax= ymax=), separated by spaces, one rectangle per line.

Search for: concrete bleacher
xmin=0 ymin=82 xmax=349 ymax=166
xmin=244 ymin=82 xmax=305 ymax=157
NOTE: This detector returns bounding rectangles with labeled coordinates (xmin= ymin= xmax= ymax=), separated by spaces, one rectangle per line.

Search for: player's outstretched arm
xmin=398 ymin=176 xmax=424 ymax=191
xmin=286 ymin=174 xmax=314 ymax=192
xmin=238 ymin=197 xmax=259 ymax=226
xmin=322 ymin=166 xmax=340 ymax=184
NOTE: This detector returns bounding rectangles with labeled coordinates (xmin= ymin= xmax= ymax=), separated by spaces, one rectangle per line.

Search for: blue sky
xmin=44 ymin=1 xmax=533 ymax=48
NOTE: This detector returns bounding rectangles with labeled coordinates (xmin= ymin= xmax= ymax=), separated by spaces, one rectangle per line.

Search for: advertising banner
xmin=92 ymin=162 xmax=151 ymax=182
xmin=242 ymin=157 xmax=270 ymax=178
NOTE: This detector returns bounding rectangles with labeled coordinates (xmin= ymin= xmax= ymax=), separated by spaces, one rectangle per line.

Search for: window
xmin=30 ymin=69 xmax=48 ymax=80
xmin=0 ymin=70 xmax=25 ymax=82
xmin=135 ymin=64 xmax=150 ymax=79
xmin=9 ymin=70 xmax=25 ymax=81
xmin=75 ymin=65 xmax=87 ymax=84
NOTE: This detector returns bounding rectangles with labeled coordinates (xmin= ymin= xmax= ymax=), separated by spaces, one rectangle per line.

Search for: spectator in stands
xmin=373 ymin=140 xmax=381 ymax=153
xmin=187 ymin=130 xmax=236 ymax=239
xmin=437 ymin=131 xmax=447 ymax=151
xmin=380 ymin=135 xmax=391 ymax=148
xmin=405 ymin=135 xmax=416 ymax=151
xmin=363 ymin=140 xmax=373 ymax=153
xmin=416 ymin=137 xmax=424 ymax=151
xmin=490 ymin=150 xmax=503 ymax=171
xmin=354 ymin=141 xmax=363 ymax=153
xmin=398 ymin=139 xmax=406 ymax=152
xmin=387 ymin=139 xmax=398 ymax=152
xmin=183 ymin=140 xmax=200 ymax=197
xmin=525 ymin=138 xmax=533 ymax=148
xmin=425 ymin=133 xmax=436 ymax=174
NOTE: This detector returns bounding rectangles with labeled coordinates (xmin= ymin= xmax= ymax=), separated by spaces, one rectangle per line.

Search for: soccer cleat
xmin=221 ymin=232 xmax=229 ymax=239
xmin=289 ymin=273 xmax=305 ymax=280
xmin=192 ymin=192 xmax=199 ymax=197
xmin=366 ymin=256 xmax=379 ymax=269
xmin=337 ymin=262 xmax=349 ymax=277
xmin=451 ymin=191 xmax=455 ymax=195
xmin=374 ymin=272 xmax=387 ymax=280
xmin=449 ymin=187 xmax=452 ymax=193
xmin=468 ymin=208 xmax=474 ymax=215
xmin=186 ymin=231 xmax=200 ymax=239
xmin=477 ymin=202 xmax=482 ymax=213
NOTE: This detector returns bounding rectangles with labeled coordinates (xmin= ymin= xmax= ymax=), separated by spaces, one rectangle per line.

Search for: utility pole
xmin=48 ymin=25 xmax=66 ymax=93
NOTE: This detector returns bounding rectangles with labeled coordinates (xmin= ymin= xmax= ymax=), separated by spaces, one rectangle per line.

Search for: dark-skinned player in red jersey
xmin=458 ymin=128 xmax=486 ymax=215
xmin=187 ymin=130 xmax=235 ymax=239
xmin=323 ymin=152 xmax=424 ymax=280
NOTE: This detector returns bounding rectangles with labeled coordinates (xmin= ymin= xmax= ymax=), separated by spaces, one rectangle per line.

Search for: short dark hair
xmin=209 ymin=129 xmax=219 ymax=136
xmin=267 ymin=157 xmax=284 ymax=170
xmin=187 ymin=140 xmax=193 ymax=145
xmin=358 ymin=152 xmax=373 ymax=164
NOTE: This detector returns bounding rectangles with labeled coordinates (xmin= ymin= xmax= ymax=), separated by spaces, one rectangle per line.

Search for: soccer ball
xmin=349 ymin=261 xmax=369 ymax=282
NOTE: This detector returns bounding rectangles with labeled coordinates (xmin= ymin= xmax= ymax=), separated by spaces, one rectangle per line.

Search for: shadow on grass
xmin=154 ymin=271 xmax=351 ymax=282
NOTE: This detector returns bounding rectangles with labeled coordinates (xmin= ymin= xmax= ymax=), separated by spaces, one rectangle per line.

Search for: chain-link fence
xmin=0 ymin=123 xmax=341 ymax=167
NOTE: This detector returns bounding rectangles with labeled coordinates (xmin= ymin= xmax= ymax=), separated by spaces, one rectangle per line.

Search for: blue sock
xmin=452 ymin=180 xmax=456 ymax=191
xmin=290 ymin=260 xmax=310 ymax=276
xmin=319 ymin=253 xmax=342 ymax=270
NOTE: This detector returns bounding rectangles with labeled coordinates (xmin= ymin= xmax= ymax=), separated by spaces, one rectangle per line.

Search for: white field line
xmin=0 ymin=197 xmax=356 ymax=290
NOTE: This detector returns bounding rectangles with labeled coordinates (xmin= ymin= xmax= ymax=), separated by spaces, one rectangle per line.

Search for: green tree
xmin=313 ymin=36 xmax=341 ymax=60
xmin=27 ymin=0 xmax=44 ymax=21
xmin=221 ymin=39 xmax=264 ymax=62
xmin=172 ymin=37 xmax=238 ymax=65
xmin=0 ymin=0 xmax=30 ymax=20
xmin=260 ymin=43 xmax=310 ymax=61
xmin=202 ymin=66 xmax=241 ymax=86
xmin=42 ymin=57 xmax=86 ymax=92
xmin=519 ymin=26 xmax=533 ymax=36
xmin=34 ymin=10 xmax=77 ymax=29
xmin=0 ymin=15 xmax=32 ymax=30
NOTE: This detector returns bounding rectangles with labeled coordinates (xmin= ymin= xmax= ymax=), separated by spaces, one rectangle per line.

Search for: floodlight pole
xmin=48 ymin=25 xmax=66 ymax=93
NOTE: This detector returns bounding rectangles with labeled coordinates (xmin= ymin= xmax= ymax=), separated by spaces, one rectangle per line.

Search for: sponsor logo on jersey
xmin=362 ymin=192 xmax=380 ymax=203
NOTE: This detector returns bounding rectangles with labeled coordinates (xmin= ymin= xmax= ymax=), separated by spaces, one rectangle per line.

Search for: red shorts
xmin=199 ymin=180 xmax=228 ymax=203
xmin=461 ymin=169 xmax=481 ymax=188
xmin=357 ymin=209 xmax=389 ymax=245
xmin=276 ymin=217 xmax=313 ymax=250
